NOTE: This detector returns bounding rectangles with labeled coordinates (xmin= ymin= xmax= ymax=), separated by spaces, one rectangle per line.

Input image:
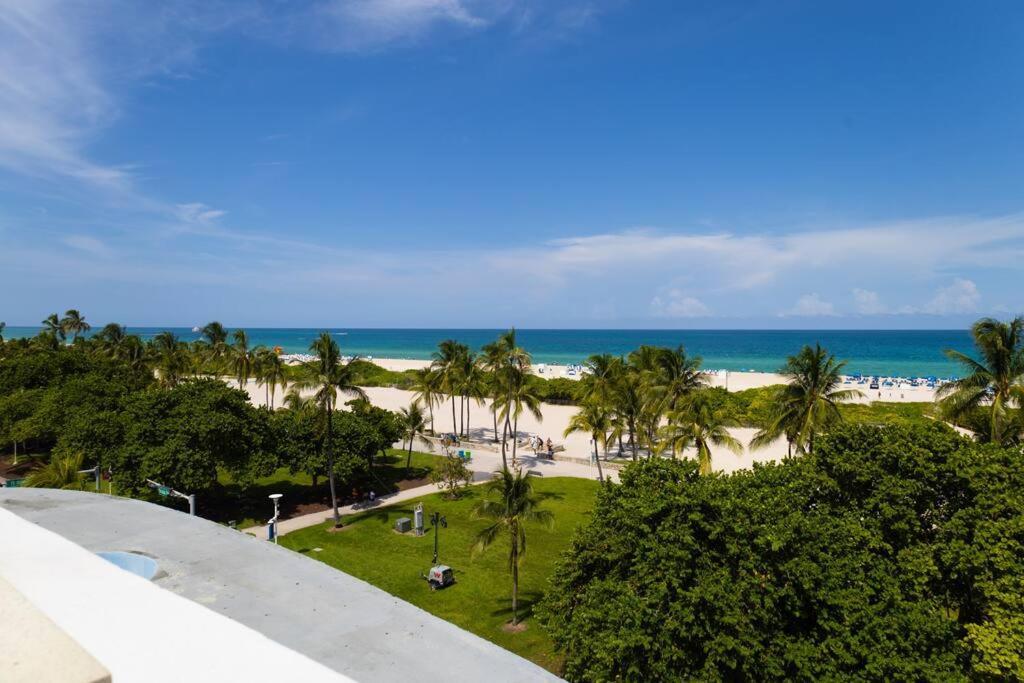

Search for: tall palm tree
xmin=293 ymin=332 xmax=367 ymax=527
xmin=257 ymin=349 xmax=289 ymax=409
xmin=228 ymin=329 xmax=260 ymax=390
xmin=656 ymin=345 xmax=709 ymax=411
xmin=41 ymin=313 xmax=65 ymax=342
xmin=494 ymin=368 xmax=543 ymax=467
xmin=150 ymin=331 xmax=188 ymax=388
xmin=580 ymin=354 xmax=624 ymax=406
xmin=432 ymin=340 xmax=468 ymax=435
xmin=25 ymin=451 xmax=87 ymax=490
xmin=472 ymin=468 xmax=554 ymax=626
xmin=661 ymin=393 xmax=743 ymax=474
xmin=611 ymin=369 xmax=647 ymax=460
xmin=410 ymin=367 xmax=442 ymax=435
xmin=0 ymin=321 xmax=6 ymax=343
xmin=61 ymin=309 xmax=90 ymax=342
xmin=399 ymin=403 xmax=431 ymax=473
xmin=564 ymin=401 xmax=610 ymax=483
xmin=479 ymin=338 xmax=509 ymax=442
xmin=95 ymin=322 xmax=127 ymax=356
xmin=750 ymin=343 xmax=862 ymax=456
xmin=460 ymin=353 xmax=487 ymax=438
xmin=937 ymin=316 xmax=1024 ymax=444
xmin=199 ymin=321 xmax=230 ymax=373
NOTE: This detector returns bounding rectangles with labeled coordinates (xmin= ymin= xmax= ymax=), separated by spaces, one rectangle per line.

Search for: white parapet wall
xmin=0 ymin=505 xmax=351 ymax=683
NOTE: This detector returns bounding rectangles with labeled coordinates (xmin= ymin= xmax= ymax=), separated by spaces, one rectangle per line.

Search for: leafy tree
xmin=472 ymin=468 xmax=553 ymax=626
xmin=113 ymin=379 xmax=277 ymax=494
xmin=292 ymin=332 xmax=366 ymax=527
xmin=937 ymin=316 xmax=1024 ymax=444
xmin=540 ymin=423 xmax=1022 ymax=681
xmin=430 ymin=454 xmax=473 ymax=499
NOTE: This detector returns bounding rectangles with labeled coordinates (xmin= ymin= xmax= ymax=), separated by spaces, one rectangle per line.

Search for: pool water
xmin=97 ymin=551 xmax=159 ymax=580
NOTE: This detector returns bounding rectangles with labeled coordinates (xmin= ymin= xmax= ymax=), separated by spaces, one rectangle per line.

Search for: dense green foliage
xmin=113 ymin=379 xmax=277 ymax=493
xmin=538 ymin=422 xmax=1024 ymax=681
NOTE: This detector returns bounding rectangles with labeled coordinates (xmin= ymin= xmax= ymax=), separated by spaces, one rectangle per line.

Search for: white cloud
xmin=62 ymin=235 xmax=113 ymax=258
xmin=923 ymin=278 xmax=981 ymax=315
xmin=852 ymin=288 xmax=886 ymax=315
xmin=175 ymin=203 xmax=227 ymax=225
xmin=784 ymin=293 xmax=837 ymax=317
xmin=650 ymin=290 xmax=710 ymax=318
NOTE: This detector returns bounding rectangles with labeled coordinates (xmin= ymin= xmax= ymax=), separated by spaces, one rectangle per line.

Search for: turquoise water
xmin=3 ymin=327 xmax=972 ymax=377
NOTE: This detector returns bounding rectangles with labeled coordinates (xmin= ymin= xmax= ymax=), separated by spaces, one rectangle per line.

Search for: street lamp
xmin=268 ymin=493 xmax=283 ymax=544
xmin=431 ymin=511 xmax=447 ymax=565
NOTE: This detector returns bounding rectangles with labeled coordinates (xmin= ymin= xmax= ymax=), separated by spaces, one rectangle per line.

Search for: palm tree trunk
xmin=500 ymin=415 xmax=510 ymax=470
xmin=593 ymin=436 xmax=604 ymax=483
xmin=492 ymin=407 xmax=499 ymax=442
xmin=512 ymin=414 xmax=519 ymax=465
xmin=428 ymin=402 xmax=435 ymax=435
xmin=511 ymin=534 xmax=519 ymax=625
xmin=630 ymin=422 xmax=638 ymax=461
xmin=405 ymin=438 xmax=414 ymax=474
xmin=466 ymin=399 xmax=471 ymax=439
xmin=326 ymin=406 xmax=341 ymax=527
xmin=451 ymin=395 xmax=457 ymax=435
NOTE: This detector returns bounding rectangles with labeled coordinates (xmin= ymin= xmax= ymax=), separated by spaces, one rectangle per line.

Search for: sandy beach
xmin=236 ymin=357 xmax=940 ymax=476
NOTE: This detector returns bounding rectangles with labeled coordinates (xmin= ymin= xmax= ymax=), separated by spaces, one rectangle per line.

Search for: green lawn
xmin=280 ymin=476 xmax=599 ymax=674
xmin=211 ymin=449 xmax=445 ymax=528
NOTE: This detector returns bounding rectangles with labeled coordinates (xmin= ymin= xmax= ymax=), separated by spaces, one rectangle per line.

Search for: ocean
xmin=2 ymin=327 xmax=973 ymax=378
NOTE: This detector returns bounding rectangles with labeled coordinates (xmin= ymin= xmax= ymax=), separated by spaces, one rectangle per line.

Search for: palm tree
xmin=611 ymin=369 xmax=647 ymax=460
xmin=750 ymin=343 xmax=862 ymax=456
xmin=460 ymin=353 xmax=487 ymax=438
xmin=293 ymin=332 xmax=367 ymax=527
xmin=494 ymin=368 xmax=543 ymax=467
xmin=410 ymin=367 xmax=442 ymax=435
xmin=95 ymin=322 xmax=127 ymax=356
xmin=580 ymin=354 xmax=623 ymax=406
xmin=479 ymin=338 xmax=511 ymax=442
xmin=228 ymin=329 xmax=258 ymax=389
xmin=661 ymin=393 xmax=743 ymax=474
xmin=656 ymin=345 xmax=709 ymax=410
xmin=199 ymin=321 xmax=230 ymax=373
xmin=25 ymin=451 xmax=87 ymax=489
xmin=399 ymin=403 xmax=431 ymax=473
xmin=937 ymin=316 xmax=1024 ymax=444
xmin=150 ymin=331 xmax=188 ymax=388
xmin=564 ymin=402 xmax=611 ymax=483
xmin=432 ymin=340 xmax=468 ymax=435
xmin=257 ymin=349 xmax=289 ymax=409
xmin=472 ymin=468 xmax=554 ymax=626
xmin=0 ymin=321 xmax=5 ymax=343
xmin=41 ymin=313 xmax=65 ymax=342
xmin=61 ymin=309 xmax=90 ymax=342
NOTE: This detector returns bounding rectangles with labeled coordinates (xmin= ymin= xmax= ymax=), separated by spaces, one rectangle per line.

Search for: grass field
xmin=280 ymin=476 xmax=600 ymax=674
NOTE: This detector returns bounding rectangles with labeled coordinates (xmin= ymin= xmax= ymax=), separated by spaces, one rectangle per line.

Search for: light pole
xmin=431 ymin=511 xmax=447 ymax=565
xmin=268 ymin=493 xmax=283 ymax=544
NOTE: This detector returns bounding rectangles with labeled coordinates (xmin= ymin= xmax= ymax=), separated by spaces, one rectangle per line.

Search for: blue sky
xmin=1 ymin=0 xmax=1023 ymax=328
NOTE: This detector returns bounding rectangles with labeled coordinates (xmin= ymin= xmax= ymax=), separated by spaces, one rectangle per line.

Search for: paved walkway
xmin=245 ymin=443 xmax=611 ymax=538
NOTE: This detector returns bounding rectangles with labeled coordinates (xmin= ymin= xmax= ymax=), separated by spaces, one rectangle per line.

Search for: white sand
xmin=372 ymin=357 xmax=939 ymax=404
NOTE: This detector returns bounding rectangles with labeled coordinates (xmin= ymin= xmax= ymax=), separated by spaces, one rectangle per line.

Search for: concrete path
xmin=246 ymin=444 xmax=611 ymax=537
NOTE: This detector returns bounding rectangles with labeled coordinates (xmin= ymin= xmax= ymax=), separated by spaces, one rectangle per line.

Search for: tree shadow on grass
xmin=487 ymin=589 xmax=545 ymax=625
xmin=205 ymin=479 xmax=331 ymax=526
